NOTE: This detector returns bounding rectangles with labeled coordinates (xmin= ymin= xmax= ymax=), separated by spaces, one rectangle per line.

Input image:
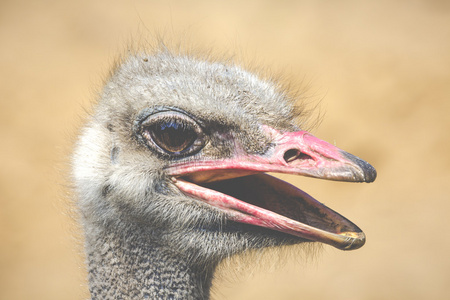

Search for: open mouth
xmin=167 ymin=130 xmax=376 ymax=251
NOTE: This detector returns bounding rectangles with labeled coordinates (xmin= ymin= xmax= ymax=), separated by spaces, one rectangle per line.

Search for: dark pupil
xmin=150 ymin=120 xmax=196 ymax=153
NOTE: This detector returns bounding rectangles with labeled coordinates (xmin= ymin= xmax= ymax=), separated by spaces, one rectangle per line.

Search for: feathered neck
xmin=83 ymin=220 xmax=216 ymax=299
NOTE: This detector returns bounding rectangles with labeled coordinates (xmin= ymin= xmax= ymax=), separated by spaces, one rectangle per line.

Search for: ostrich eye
xmin=140 ymin=110 xmax=205 ymax=157
xmin=149 ymin=120 xmax=196 ymax=153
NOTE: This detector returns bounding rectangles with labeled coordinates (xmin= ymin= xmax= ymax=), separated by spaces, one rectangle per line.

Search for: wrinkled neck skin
xmin=83 ymin=219 xmax=217 ymax=300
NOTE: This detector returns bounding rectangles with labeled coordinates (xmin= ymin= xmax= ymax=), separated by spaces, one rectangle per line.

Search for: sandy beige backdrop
xmin=1 ymin=0 xmax=449 ymax=299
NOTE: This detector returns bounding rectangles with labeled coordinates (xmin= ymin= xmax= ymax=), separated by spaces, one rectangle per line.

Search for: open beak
xmin=166 ymin=129 xmax=376 ymax=250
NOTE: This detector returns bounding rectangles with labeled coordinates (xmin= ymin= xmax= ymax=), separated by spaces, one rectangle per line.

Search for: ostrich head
xmin=73 ymin=50 xmax=376 ymax=294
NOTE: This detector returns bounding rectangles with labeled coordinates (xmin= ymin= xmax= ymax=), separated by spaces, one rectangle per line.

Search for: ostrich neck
xmin=83 ymin=221 xmax=215 ymax=300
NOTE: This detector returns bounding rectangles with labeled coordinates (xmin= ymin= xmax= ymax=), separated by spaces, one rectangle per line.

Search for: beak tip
xmin=364 ymin=164 xmax=377 ymax=183
xmin=340 ymin=151 xmax=377 ymax=183
xmin=337 ymin=231 xmax=366 ymax=251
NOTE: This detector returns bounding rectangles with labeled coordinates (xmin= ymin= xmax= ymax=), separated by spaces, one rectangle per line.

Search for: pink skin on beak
xmin=167 ymin=129 xmax=376 ymax=250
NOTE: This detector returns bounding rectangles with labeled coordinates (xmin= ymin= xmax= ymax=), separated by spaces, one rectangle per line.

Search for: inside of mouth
xmin=195 ymin=173 xmax=358 ymax=235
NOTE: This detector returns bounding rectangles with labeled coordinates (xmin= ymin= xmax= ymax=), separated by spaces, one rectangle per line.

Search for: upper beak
xmin=169 ymin=130 xmax=376 ymax=184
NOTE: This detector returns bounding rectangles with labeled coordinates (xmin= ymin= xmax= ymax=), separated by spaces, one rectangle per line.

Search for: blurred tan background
xmin=1 ymin=0 xmax=449 ymax=299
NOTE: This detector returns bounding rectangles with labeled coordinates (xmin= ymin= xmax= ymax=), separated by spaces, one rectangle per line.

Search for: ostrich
xmin=73 ymin=50 xmax=376 ymax=299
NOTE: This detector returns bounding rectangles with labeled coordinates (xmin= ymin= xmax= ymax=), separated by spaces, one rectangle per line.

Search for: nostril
xmin=283 ymin=149 xmax=301 ymax=163
xmin=283 ymin=149 xmax=313 ymax=164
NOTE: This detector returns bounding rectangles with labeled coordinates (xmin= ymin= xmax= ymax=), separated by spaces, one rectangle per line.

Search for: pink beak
xmin=167 ymin=129 xmax=376 ymax=250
